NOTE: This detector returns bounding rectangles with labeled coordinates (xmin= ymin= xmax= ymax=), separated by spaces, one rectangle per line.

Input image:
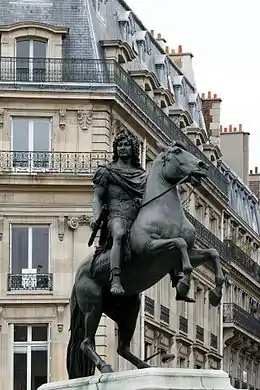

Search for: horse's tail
xmin=66 ymin=283 xmax=95 ymax=379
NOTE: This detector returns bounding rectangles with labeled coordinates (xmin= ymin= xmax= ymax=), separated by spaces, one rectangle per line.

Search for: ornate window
xmin=11 ymin=117 xmax=52 ymax=172
xmin=16 ymin=38 xmax=47 ymax=82
xmin=8 ymin=224 xmax=51 ymax=292
xmin=12 ymin=324 xmax=50 ymax=390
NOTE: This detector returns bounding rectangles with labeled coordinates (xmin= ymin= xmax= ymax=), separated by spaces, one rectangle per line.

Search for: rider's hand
xmin=89 ymin=217 xmax=98 ymax=230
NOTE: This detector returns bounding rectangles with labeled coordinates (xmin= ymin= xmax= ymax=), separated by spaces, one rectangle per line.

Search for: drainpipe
xmin=219 ymin=210 xmax=224 ymax=369
xmin=140 ymin=138 xmax=147 ymax=360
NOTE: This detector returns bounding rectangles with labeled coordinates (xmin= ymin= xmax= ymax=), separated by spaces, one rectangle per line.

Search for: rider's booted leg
xmin=110 ymin=266 xmax=125 ymax=296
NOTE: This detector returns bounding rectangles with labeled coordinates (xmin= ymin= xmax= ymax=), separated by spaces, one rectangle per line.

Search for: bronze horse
xmin=67 ymin=142 xmax=225 ymax=378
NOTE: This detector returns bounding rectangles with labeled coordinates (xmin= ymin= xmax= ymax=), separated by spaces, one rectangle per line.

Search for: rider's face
xmin=117 ymin=139 xmax=132 ymax=159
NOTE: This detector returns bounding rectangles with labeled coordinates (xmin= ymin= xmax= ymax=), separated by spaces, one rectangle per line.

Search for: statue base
xmin=39 ymin=368 xmax=241 ymax=390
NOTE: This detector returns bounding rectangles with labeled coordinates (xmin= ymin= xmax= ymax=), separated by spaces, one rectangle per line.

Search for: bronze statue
xmin=91 ymin=129 xmax=147 ymax=295
xmin=67 ymin=135 xmax=225 ymax=379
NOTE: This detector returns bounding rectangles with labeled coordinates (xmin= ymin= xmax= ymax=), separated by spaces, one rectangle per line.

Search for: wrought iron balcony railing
xmin=223 ymin=303 xmax=260 ymax=339
xmin=224 ymin=240 xmax=260 ymax=284
xmin=7 ymin=273 xmax=53 ymax=291
xmin=0 ymin=151 xmax=111 ymax=175
xmin=185 ymin=211 xmax=227 ymax=260
xmin=0 ymin=57 xmax=229 ymax=197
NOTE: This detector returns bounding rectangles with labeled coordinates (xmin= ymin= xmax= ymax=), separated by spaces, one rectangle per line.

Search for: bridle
xmin=139 ymin=174 xmax=191 ymax=209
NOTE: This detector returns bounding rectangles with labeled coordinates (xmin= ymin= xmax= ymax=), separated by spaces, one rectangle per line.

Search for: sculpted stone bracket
xmin=59 ymin=108 xmax=66 ymax=130
xmin=0 ymin=215 xmax=3 ymax=241
xmin=56 ymin=304 xmax=66 ymax=332
xmin=0 ymin=306 xmax=3 ymax=331
xmin=0 ymin=109 xmax=4 ymax=128
xmin=77 ymin=108 xmax=93 ymax=131
xmin=57 ymin=216 xmax=65 ymax=241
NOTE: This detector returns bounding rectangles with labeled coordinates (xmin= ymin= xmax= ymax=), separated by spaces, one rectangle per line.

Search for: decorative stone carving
xmin=0 ymin=215 xmax=3 ymax=241
xmin=77 ymin=108 xmax=93 ymax=131
xmin=0 ymin=109 xmax=4 ymax=128
xmin=78 ymin=215 xmax=92 ymax=226
xmin=56 ymin=305 xmax=65 ymax=332
xmin=67 ymin=217 xmax=80 ymax=231
xmin=57 ymin=216 xmax=65 ymax=241
xmin=59 ymin=108 xmax=66 ymax=130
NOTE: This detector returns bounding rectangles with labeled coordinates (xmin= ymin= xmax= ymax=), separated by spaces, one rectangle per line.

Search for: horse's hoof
xmin=110 ymin=284 xmax=125 ymax=296
xmin=100 ymin=364 xmax=114 ymax=373
xmin=209 ymin=289 xmax=222 ymax=307
xmin=176 ymin=280 xmax=190 ymax=298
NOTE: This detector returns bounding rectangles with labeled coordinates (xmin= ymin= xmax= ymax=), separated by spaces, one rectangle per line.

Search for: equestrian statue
xmin=67 ymin=128 xmax=225 ymax=379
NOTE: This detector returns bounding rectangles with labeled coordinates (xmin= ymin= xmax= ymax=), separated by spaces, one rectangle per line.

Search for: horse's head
xmin=157 ymin=140 xmax=209 ymax=185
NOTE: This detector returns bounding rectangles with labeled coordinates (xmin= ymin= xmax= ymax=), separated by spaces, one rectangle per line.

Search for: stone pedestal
xmin=39 ymin=368 xmax=241 ymax=390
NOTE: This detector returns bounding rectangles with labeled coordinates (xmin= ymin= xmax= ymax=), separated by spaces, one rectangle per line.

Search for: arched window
xmin=16 ymin=38 xmax=47 ymax=82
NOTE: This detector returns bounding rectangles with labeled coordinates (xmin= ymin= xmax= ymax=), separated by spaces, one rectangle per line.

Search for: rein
xmin=140 ymin=175 xmax=191 ymax=209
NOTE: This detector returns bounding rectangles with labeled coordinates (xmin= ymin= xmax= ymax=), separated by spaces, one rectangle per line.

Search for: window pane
xmin=12 ymin=118 xmax=29 ymax=151
xmin=32 ymin=226 xmax=49 ymax=273
xmin=12 ymin=118 xmax=29 ymax=168
xmin=33 ymin=119 xmax=50 ymax=152
xmin=12 ymin=226 xmax=29 ymax=273
xmin=33 ymin=41 xmax=46 ymax=59
xmin=16 ymin=40 xmax=30 ymax=58
xmin=14 ymin=353 xmax=27 ymax=390
xmin=31 ymin=350 xmax=47 ymax=390
xmin=14 ymin=325 xmax=28 ymax=342
xmin=32 ymin=325 xmax=48 ymax=341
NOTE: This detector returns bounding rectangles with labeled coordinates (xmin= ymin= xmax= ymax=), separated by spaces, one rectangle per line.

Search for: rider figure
xmin=92 ymin=128 xmax=147 ymax=295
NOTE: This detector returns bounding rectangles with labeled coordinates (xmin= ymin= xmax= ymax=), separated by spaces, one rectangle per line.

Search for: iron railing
xmin=160 ymin=304 xmax=170 ymax=324
xmin=185 ymin=211 xmax=227 ymax=260
xmin=7 ymin=273 xmax=53 ymax=291
xmin=145 ymin=296 xmax=155 ymax=316
xmin=179 ymin=315 xmax=188 ymax=334
xmin=196 ymin=325 xmax=204 ymax=342
xmin=0 ymin=57 xmax=229 ymax=197
xmin=0 ymin=151 xmax=111 ymax=175
xmin=224 ymin=240 xmax=260 ymax=284
xmin=223 ymin=303 xmax=260 ymax=339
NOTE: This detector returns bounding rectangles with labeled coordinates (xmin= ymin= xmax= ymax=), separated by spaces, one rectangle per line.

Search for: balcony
xmin=0 ymin=57 xmax=229 ymax=198
xmin=0 ymin=151 xmax=111 ymax=175
xmin=185 ymin=211 xmax=227 ymax=260
xmin=223 ymin=303 xmax=260 ymax=339
xmin=7 ymin=273 xmax=53 ymax=291
xmin=224 ymin=240 xmax=260 ymax=284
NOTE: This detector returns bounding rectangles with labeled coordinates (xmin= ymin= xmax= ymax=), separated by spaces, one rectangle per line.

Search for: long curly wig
xmin=112 ymin=128 xmax=142 ymax=168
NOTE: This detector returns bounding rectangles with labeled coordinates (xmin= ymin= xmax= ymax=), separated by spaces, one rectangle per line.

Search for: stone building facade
xmin=0 ymin=1 xmax=259 ymax=390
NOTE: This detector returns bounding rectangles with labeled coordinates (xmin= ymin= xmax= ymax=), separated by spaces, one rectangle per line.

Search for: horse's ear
xmin=156 ymin=142 xmax=168 ymax=153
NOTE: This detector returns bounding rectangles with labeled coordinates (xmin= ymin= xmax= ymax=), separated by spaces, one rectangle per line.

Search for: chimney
xmin=224 ymin=127 xmax=227 ymax=132
xmin=201 ymin=92 xmax=205 ymax=99
xmin=233 ymin=127 xmax=237 ymax=132
xmin=207 ymin=91 xmax=212 ymax=99
xmin=213 ymin=93 xmax=218 ymax=99
xmin=255 ymin=167 xmax=258 ymax=174
xmin=178 ymin=44 xmax=183 ymax=55
xmin=239 ymin=124 xmax=242 ymax=132
xmin=250 ymin=169 xmax=253 ymax=174
xmin=150 ymin=30 xmax=154 ymax=37
xmin=156 ymin=32 xmax=167 ymax=51
xmin=201 ymin=90 xmax=222 ymax=145
xmin=229 ymin=125 xmax=232 ymax=132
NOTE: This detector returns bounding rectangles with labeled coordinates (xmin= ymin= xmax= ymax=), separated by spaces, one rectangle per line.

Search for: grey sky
xmin=127 ymin=0 xmax=259 ymax=169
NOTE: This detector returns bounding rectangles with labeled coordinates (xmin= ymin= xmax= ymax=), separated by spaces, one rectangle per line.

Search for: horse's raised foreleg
xmin=115 ymin=295 xmax=150 ymax=369
xmin=190 ymin=248 xmax=225 ymax=306
xmin=147 ymin=237 xmax=193 ymax=298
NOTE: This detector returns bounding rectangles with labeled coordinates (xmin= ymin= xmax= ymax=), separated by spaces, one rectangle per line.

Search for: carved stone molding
xmin=59 ymin=108 xmax=66 ymax=130
xmin=0 ymin=215 xmax=3 ymax=241
xmin=57 ymin=216 xmax=65 ymax=241
xmin=78 ymin=215 xmax=92 ymax=226
xmin=67 ymin=217 xmax=80 ymax=230
xmin=0 ymin=109 xmax=4 ymax=128
xmin=77 ymin=108 xmax=93 ymax=131
xmin=56 ymin=305 xmax=65 ymax=332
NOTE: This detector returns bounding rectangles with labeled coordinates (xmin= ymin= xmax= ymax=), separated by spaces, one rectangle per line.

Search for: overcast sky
xmin=127 ymin=0 xmax=260 ymax=169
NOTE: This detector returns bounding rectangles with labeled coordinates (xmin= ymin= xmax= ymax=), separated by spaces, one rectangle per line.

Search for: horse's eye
xmin=174 ymin=148 xmax=182 ymax=154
